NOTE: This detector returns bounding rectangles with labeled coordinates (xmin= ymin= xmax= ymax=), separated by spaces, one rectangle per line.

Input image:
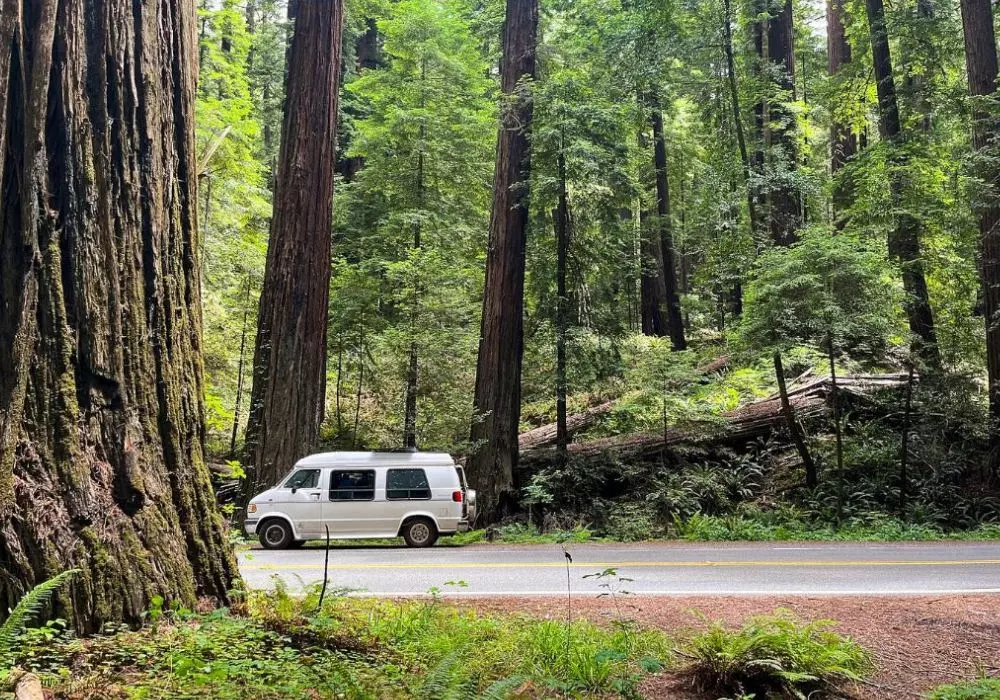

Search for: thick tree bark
xmin=650 ymin=103 xmax=686 ymax=351
xmin=467 ymin=0 xmax=538 ymax=523
xmin=243 ymin=0 xmax=344 ymax=496
xmin=0 ymin=0 xmax=236 ymax=631
xmin=865 ymin=0 xmax=939 ymax=367
xmin=754 ymin=0 xmax=800 ymax=246
xmin=959 ymin=0 xmax=1000 ymax=462
xmin=828 ymin=0 xmax=857 ymax=222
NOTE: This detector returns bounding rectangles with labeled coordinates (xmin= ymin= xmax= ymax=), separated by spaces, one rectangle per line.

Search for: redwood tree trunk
xmin=243 ymin=0 xmax=344 ymax=496
xmin=0 ymin=0 xmax=236 ymax=631
xmin=467 ymin=0 xmax=538 ymax=523
xmin=865 ymin=0 xmax=940 ymax=367
xmin=959 ymin=0 xmax=1000 ymax=460
xmin=650 ymin=103 xmax=686 ymax=351
xmin=639 ymin=207 xmax=668 ymax=336
xmin=828 ymin=0 xmax=857 ymax=221
xmin=755 ymin=0 xmax=800 ymax=246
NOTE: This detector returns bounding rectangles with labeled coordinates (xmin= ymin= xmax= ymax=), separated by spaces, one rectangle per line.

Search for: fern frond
xmin=477 ymin=675 xmax=526 ymax=700
xmin=0 ymin=569 xmax=80 ymax=666
xmin=419 ymin=650 xmax=466 ymax=700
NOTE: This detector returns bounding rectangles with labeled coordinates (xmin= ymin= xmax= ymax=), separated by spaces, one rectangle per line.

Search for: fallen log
xmin=518 ymin=400 xmax=616 ymax=450
xmin=518 ymin=355 xmax=733 ymax=451
xmin=521 ymin=373 xmax=911 ymax=463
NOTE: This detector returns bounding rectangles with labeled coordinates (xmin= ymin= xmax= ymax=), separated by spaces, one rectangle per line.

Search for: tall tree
xmin=864 ymin=0 xmax=939 ymax=366
xmin=959 ymin=0 xmax=1000 ymax=461
xmin=650 ymin=101 xmax=687 ymax=349
xmin=754 ymin=0 xmax=800 ymax=246
xmin=467 ymin=0 xmax=539 ymax=523
xmin=828 ymin=0 xmax=857 ymax=221
xmin=243 ymin=0 xmax=345 ymax=496
xmin=555 ymin=143 xmax=570 ymax=453
xmin=722 ymin=0 xmax=760 ymax=237
xmin=0 ymin=0 xmax=235 ymax=630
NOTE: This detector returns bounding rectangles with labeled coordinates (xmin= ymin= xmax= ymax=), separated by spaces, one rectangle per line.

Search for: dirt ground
xmin=463 ymin=595 xmax=1000 ymax=699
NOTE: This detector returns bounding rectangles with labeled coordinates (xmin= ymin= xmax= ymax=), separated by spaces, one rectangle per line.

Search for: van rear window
xmin=386 ymin=469 xmax=431 ymax=500
xmin=329 ymin=470 xmax=375 ymax=501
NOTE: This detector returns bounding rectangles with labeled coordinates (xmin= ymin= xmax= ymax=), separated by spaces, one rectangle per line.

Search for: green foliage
xmin=736 ymin=228 xmax=901 ymax=358
xmin=329 ymin=0 xmax=493 ymax=450
xmin=928 ymin=678 xmax=1000 ymax=700
xmin=683 ymin=610 xmax=873 ymax=698
xmin=0 ymin=569 xmax=79 ymax=676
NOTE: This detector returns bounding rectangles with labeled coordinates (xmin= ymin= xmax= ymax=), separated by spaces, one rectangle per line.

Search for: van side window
xmin=284 ymin=469 xmax=320 ymax=489
xmin=386 ymin=469 xmax=431 ymax=500
xmin=330 ymin=470 xmax=375 ymax=501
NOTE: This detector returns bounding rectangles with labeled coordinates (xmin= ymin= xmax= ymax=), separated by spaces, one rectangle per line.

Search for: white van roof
xmin=295 ymin=451 xmax=456 ymax=468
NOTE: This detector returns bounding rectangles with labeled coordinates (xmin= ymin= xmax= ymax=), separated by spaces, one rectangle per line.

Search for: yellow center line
xmin=242 ymin=559 xmax=1000 ymax=571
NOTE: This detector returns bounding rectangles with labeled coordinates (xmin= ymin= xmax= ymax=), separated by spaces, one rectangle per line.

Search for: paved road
xmin=238 ymin=541 xmax=1000 ymax=596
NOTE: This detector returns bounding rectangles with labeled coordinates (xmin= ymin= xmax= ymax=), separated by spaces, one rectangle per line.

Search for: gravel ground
xmin=461 ymin=595 xmax=1000 ymax=698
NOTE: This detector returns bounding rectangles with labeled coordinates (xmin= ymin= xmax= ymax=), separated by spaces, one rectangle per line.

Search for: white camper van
xmin=244 ymin=451 xmax=476 ymax=549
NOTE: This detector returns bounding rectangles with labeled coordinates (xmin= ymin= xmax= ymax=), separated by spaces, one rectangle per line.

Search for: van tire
xmin=259 ymin=519 xmax=293 ymax=550
xmin=401 ymin=518 xmax=438 ymax=548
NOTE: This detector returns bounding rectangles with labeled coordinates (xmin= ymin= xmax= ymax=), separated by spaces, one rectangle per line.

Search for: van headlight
xmin=248 ymin=503 xmax=257 ymax=514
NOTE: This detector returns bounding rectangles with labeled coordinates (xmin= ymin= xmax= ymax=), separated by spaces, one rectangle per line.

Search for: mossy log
xmin=0 ymin=0 xmax=237 ymax=631
xmin=520 ymin=374 xmax=911 ymax=466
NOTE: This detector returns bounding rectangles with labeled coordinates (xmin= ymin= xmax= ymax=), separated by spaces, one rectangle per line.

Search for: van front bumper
xmin=244 ymin=519 xmax=259 ymax=536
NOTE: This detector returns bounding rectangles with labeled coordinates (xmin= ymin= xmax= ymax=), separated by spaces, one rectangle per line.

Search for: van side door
xmin=381 ymin=468 xmax=434 ymax=534
xmin=276 ymin=468 xmax=326 ymax=538
xmin=326 ymin=469 xmax=378 ymax=536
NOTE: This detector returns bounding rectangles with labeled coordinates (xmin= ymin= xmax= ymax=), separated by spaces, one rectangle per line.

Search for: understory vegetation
xmin=3 ymin=577 xmax=890 ymax=700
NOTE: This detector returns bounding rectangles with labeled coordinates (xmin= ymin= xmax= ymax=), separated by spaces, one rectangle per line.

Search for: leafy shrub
xmin=603 ymin=502 xmax=664 ymax=541
xmin=927 ymin=677 xmax=1000 ymax=700
xmin=682 ymin=609 xmax=873 ymax=698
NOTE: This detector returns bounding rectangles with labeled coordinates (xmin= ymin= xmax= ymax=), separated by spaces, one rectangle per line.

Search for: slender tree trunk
xmin=230 ymin=276 xmax=253 ymax=459
xmin=828 ymin=0 xmax=857 ymax=224
xmin=755 ymin=0 xmax=800 ymax=246
xmin=960 ymin=0 xmax=1000 ymax=467
xmin=403 ymin=114 xmax=426 ymax=450
xmin=865 ymin=0 xmax=939 ymax=367
xmin=639 ymin=205 xmax=669 ymax=336
xmin=353 ymin=323 xmax=365 ymax=450
xmin=828 ymin=335 xmax=846 ymax=523
xmin=0 ymin=0 xmax=236 ymax=631
xmin=555 ymin=145 xmax=569 ymax=454
xmin=774 ymin=352 xmax=817 ymax=487
xmin=722 ymin=0 xmax=760 ymax=237
xmin=899 ymin=360 xmax=915 ymax=514
xmin=650 ymin=101 xmax=687 ymax=351
xmin=243 ymin=0 xmax=344 ymax=497
xmin=467 ymin=0 xmax=538 ymax=523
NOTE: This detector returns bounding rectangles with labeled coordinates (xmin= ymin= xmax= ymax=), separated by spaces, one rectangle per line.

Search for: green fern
xmin=419 ymin=650 xmax=469 ymax=700
xmin=0 ymin=569 xmax=80 ymax=669
xmin=477 ymin=675 xmax=526 ymax=700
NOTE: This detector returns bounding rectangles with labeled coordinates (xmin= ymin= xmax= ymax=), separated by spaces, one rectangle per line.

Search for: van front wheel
xmin=402 ymin=518 xmax=438 ymax=548
xmin=259 ymin=519 xmax=293 ymax=550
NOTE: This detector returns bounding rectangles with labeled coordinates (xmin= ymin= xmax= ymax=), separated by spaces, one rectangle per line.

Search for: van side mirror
xmin=290 ymin=487 xmax=298 ymax=494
